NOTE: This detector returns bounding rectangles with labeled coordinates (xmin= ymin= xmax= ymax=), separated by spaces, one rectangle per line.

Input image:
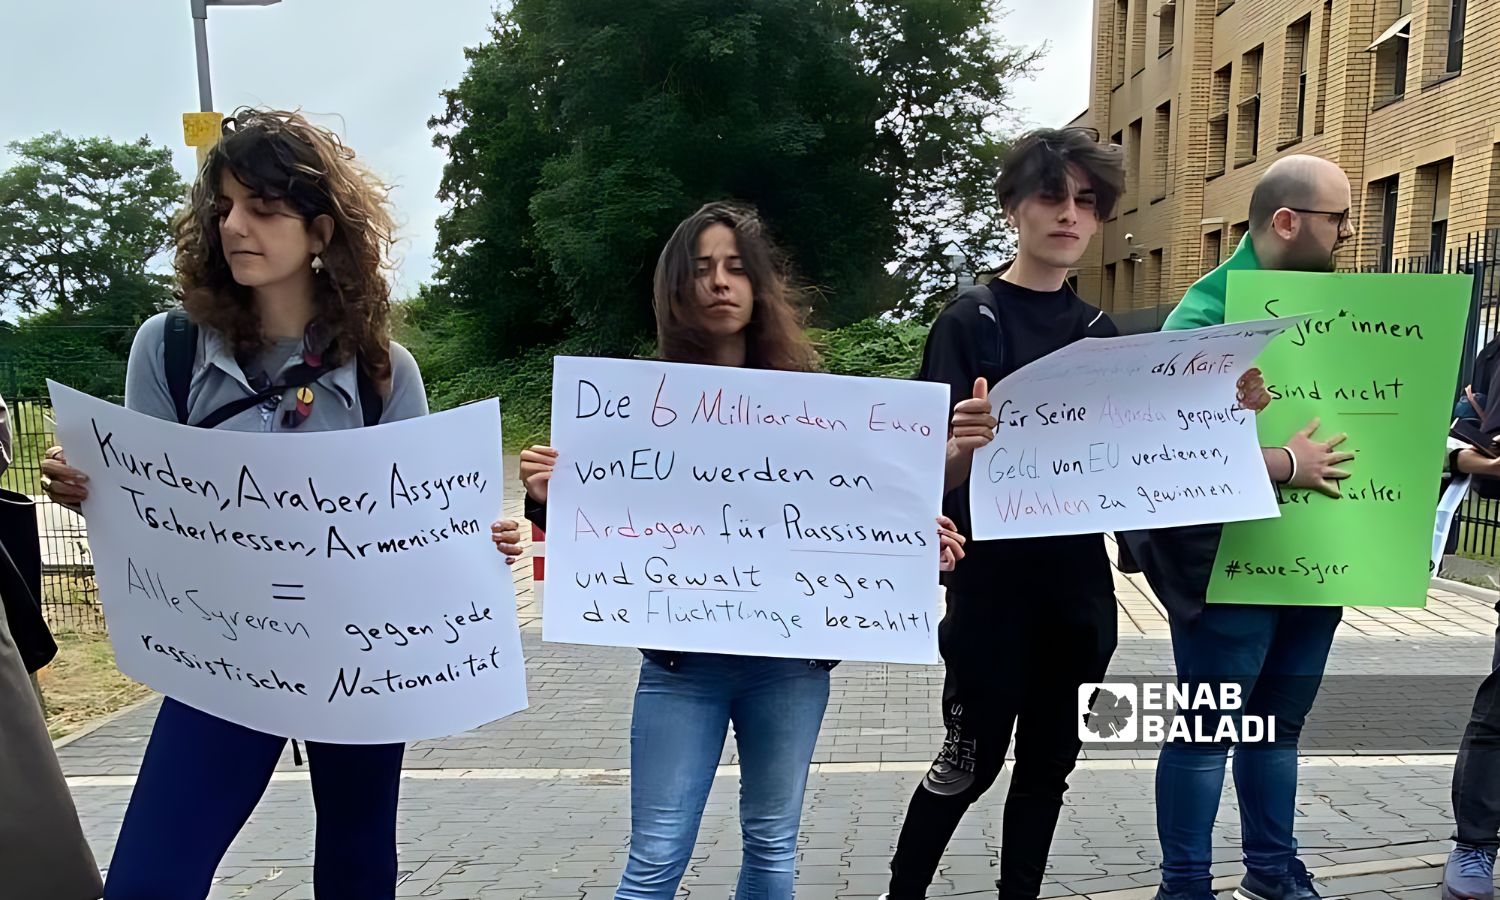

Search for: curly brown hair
xmin=653 ymin=202 xmax=818 ymax=373
xmin=174 ymin=108 xmax=397 ymax=387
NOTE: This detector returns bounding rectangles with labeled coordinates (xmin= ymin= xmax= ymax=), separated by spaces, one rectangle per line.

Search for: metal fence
xmin=8 ymin=234 xmax=1500 ymax=632
xmin=1370 ymin=230 xmax=1500 ymax=566
xmin=1 ymin=358 xmax=127 ymax=633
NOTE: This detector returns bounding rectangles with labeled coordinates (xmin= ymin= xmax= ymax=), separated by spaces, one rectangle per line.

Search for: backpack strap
xmin=163 ymin=309 xmax=199 ymax=426
xmin=955 ymin=283 xmax=1005 ymax=388
xmin=958 ymin=279 xmax=1108 ymax=388
xmin=164 ymin=306 xmax=383 ymax=428
xmin=356 ymin=362 xmax=383 ymax=427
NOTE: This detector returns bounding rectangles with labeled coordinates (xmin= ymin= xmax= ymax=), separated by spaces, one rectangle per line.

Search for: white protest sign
xmin=1432 ymin=475 xmax=1471 ymax=573
xmin=48 ymin=383 xmax=527 ymax=744
xmin=543 ymin=357 xmax=948 ymax=664
xmin=968 ymin=317 xmax=1304 ymax=539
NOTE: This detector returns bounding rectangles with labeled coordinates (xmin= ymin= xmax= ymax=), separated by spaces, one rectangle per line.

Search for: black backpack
xmin=163 ymin=309 xmax=382 ymax=429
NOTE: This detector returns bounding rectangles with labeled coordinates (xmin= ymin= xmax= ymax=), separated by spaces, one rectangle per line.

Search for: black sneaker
xmin=1153 ymin=886 xmax=1216 ymax=900
xmin=1234 ymin=859 xmax=1320 ymax=900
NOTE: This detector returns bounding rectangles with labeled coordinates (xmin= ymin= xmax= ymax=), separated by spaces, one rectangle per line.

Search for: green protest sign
xmin=1207 ymin=271 xmax=1470 ymax=607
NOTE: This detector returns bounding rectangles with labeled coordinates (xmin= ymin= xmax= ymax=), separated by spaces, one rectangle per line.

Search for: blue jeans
xmin=616 ymin=653 xmax=831 ymax=900
xmin=1156 ymin=604 xmax=1342 ymax=897
xmin=1452 ymin=601 xmax=1500 ymax=849
xmin=104 ymin=698 xmax=404 ymax=899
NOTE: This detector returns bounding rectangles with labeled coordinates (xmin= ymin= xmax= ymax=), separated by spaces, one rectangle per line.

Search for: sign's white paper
xmin=48 ymin=383 xmax=527 ymax=744
xmin=969 ymin=317 xmax=1303 ymax=539
xmin=542 ymin=358 xmax=948 ymax=664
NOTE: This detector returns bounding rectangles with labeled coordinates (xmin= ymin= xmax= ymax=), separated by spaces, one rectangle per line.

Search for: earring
xmin=311 ymin=255 xmax=325 ymax=272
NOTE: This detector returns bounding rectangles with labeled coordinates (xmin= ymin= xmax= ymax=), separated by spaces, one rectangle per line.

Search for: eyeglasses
xmin=1287 ymin=207 xmax=1353 ymax=230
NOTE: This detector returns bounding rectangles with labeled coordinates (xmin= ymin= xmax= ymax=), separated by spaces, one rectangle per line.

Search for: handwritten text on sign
xmin=543 ymin=358 xmax=948 ymax=664
xmin=48 ymin=383 xmax=527 ymax=743
xmin=1208 ymin=273 xmax=1470 ymax=606
xmin=967 ymin=318 xmax=1302 ymax=539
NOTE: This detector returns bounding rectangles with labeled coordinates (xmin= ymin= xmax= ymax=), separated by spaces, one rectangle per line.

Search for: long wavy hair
xmin=174 ymin=108 xmax=397 ymax=387
xmin=652 ymin=202 xmax=818 ymax=372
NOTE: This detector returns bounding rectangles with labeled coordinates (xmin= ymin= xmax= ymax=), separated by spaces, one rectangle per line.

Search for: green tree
xmin=0 ymin=133 xmax=184 ymax=323
xmin=431 ymin=0 xmax=1039 ymax=365
xmin=431 ymin=0 xmax=907 ymax=356
xmin=854 ymin=0 xmax=1041 ymax=310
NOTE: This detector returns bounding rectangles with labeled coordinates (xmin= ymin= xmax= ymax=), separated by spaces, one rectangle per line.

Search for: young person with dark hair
xmin=881 ymin=127 xmax=1238 ymax=900
xmin=513 ymin=201 xmax=966 ymax=900
xmin=39 ymin=108 xmax=526 ymax=899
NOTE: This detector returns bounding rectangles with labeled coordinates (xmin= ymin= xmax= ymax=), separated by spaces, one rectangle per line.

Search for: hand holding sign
xmin=40 ymin=446 xmax=89 ymax=510
xmin=489 ymin=519 xmax=524 ymax=565
xmin=1284 ymin=417 xmax=1354 ymax=499
xmin=937 ymin=514 xmax=965 ymax=572
xmin=520 ymin=445 xmax=558 ymax=503
xmin=1237 ymin=368 xmax=1270 ymax=413
xmin=950 ymin=378 xmax=997 ymax=453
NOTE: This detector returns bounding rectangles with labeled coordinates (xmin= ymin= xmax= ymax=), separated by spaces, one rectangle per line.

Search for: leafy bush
xmin=810 ymin=316 xmax=929 ymax=380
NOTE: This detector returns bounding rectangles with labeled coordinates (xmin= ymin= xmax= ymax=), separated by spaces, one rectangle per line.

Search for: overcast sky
xmin=1 ymin=0 xmax=1092 ymax=296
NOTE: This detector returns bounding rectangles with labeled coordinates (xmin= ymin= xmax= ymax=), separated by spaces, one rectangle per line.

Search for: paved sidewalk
xmin=57 ymin=473 xmax=1499 ymax=899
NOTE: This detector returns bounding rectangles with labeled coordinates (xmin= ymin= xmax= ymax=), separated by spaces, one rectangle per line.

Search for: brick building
xmin=1070 ymin=0 xmax=1484 ymax=327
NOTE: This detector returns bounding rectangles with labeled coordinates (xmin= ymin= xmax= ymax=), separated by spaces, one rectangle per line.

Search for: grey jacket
xmin=125 ymin=311 xmax=428 ymax=429
xmin=0 ymin=595 xmax=104 ymax=899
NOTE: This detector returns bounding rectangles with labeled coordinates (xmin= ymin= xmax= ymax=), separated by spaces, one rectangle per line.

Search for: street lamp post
xmin=943 ymin=241 xmax=973 ymax=288
xmin=189 ymin=0 xmax=282 ymax=113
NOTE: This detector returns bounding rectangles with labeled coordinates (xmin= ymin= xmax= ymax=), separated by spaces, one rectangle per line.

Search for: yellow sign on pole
xmin=182 ymin=111 xmax=223 ymax=148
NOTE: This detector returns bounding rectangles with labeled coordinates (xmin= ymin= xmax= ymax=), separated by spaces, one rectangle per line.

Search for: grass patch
xmin=36 ymin=632 xmax=151 ymax=740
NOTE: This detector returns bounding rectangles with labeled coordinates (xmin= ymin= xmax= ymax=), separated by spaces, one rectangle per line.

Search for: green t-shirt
xmin=1162 ymin=234 xmax=1262 ymax=331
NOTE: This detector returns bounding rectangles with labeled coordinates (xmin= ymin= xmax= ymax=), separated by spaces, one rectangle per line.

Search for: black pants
xmin=888 ymin=588 xmax=1118 ymax=900
xmin=1453 ymin=602 xmax=1500 ymax=849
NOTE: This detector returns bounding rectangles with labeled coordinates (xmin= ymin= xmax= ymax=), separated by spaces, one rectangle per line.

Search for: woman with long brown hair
xmin=513 ymin=201 xmax=963 ymax=899
xmin=40 ymin=108 xmax=525 ymax=899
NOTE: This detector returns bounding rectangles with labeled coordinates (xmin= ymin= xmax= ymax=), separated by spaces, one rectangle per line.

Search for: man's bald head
xmin=1249 ymin=156 xmax=1348 ymax=230
xmin=1248 ymin=155 xmax=1353 ymax=271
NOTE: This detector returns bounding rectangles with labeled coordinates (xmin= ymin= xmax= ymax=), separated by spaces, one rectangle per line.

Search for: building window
xmin=1315 ymin=1 xmax=1331 ymax=134
xmin=1426 ymin=160 xmax=1452 ymax=271
xmin=1131 ymin=0 xmax=1148 ymax=74
xmin=1147 ymin=248 xmax=1164 ymax=308
xmin=1110 ymin=130 xmax=1125 ymax=216
xmin=1230 ymin=221 xmax=1249 ymax=253
xmin=1377 ymin=176 xmax=1400 ymax=272
xmin=1153 ymin=102 xmax=1171 ymax=200
xmin=1114 ymin=0 xmax=1128 ymax=85
xmin=1103 ymin=263 xmax=1117 ymax=311
xmin=1128 ymin=119 xmax=1143 ymax=210
xmin=1159 ymin=1 xmax=1176 ymax=56
xmin=1203 ymin=230 xmax=1223 ymax=273
xmin=1369 ymin=2 xmax=1412 ymax=104
xmin=1208 ymin=64 xmax=1231 ymax=178
xmin=1236 ymin=47 xmax=1263 ymax=165
xmin=1447 ymin=0 xmax=1466 ymax=73
xmin=1489 ymin=145 xmax=1500 ymax=234
xmin=1121 ymin=255 xmax=1137 ymax=308
xmin=1283 ymin=16 xmax=1310 ymax=143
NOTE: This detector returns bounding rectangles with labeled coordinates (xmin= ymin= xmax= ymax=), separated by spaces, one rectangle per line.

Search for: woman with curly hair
xmin=40 ymin=108 xmax=525 ymax=899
